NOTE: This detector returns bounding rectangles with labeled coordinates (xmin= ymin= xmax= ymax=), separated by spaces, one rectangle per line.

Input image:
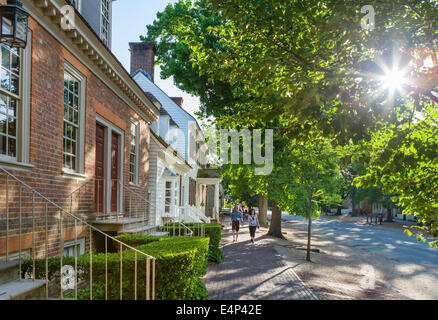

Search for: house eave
xmin=24 ymin=0 xmax=160 ymax=124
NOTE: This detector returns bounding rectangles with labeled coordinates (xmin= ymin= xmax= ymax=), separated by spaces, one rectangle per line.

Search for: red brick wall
xmin=0 ymin=17 xmax=152 ymax=259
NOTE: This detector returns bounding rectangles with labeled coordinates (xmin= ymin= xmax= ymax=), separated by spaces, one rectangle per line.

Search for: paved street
xmin=203 ymin=220 xmax=318 ymax=300
xmin=274 ymin=213 xmax=438 ymax=267
xmin=268 ymin=212 xmax=438 ymax=299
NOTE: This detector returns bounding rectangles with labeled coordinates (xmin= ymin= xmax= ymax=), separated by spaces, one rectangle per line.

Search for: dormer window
xmin=100 ymin=0 xmax=110 ymax=46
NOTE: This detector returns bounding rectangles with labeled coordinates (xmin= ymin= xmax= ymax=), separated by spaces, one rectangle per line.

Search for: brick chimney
xmin=171 ymin=97 xmax=184 ymax=107
xmin=129 ymin=42 xmax=156 ymax=82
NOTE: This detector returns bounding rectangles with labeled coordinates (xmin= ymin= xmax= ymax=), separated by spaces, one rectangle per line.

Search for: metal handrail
xmin=0 ymin=167 xmax=156 ymax=300
xmin=123 ymin=184 xmax=195 ymax=236
xmin=0 ymin=168 xmax=155 ymax=260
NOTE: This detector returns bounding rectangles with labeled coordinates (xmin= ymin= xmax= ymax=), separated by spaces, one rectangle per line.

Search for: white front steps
xmin=0 ymin=261 xmax=46 ymax=300
xmin=121 ymin=225 xmax=156 ymax=235
xmin=149 ymin=232 xmax=169 ymax=236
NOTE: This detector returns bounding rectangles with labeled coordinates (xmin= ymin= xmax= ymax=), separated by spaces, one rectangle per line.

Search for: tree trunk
xmin=258 ymin=193 xmax=268 ymax=227
xmin=306 ymin=199 xmax=313 ymax=262
xmin=386 ymin=208 xmax=393 ymax=222
xmin=267 ymin=201 xmax=285 ymax=239
xmin=351 ymin=189 xmax=356 ymax=216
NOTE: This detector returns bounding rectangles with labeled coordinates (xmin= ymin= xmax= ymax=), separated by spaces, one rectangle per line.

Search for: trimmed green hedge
xmin=158 ymin=223 xmax=223 ymax=263
xmin=21 ymin=236 xmax=209 ymax=300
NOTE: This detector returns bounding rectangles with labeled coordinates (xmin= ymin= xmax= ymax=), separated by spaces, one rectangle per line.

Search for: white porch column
xmin=214 ymin=182 xmax=220 ymax=221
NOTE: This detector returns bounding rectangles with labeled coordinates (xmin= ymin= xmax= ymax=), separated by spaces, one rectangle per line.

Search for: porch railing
xmin=0 ymin=168 xmax=156 ymax=300
xmin=66 ymin=178 xmax=150 ymax=223
xmin=123 ymin=185 xmax=196 ymax=237
xmin=65 ymin=176 xmax=206 ymax=237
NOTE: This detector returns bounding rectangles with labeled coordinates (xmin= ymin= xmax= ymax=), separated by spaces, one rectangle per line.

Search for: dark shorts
xmin=232 ymin=220 xmax=240 ymax=231
xmin=249 ymin=226 xmax=257 ymax=238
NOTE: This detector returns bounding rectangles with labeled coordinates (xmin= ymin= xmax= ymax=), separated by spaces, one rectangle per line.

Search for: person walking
xmin=248 ymin=208 xmax=259 ymax=244
xmin=231 ymin=205 xmax=243 ymax=242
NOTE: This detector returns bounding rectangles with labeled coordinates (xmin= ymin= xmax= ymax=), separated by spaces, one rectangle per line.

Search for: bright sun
xmin=382 ymin=68 xmax=407 ymax=92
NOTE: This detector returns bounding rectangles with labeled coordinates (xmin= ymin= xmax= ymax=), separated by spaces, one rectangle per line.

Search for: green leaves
xmin=355 ymin=101 xmax=438 ymax=247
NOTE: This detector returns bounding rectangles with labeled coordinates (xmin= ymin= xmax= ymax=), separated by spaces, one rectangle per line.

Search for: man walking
xmin=231 ymin=205 xmax=243 ymax=242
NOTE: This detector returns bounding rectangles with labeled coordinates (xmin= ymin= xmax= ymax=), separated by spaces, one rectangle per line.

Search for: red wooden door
xmin=95 ymin=124 xmax=105 ymax=213
xmin=111 ymin=132 xmax=119 ymax=213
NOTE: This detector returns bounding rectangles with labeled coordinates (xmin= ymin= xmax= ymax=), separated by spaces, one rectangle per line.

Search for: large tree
xmin=355 ymin=101 xmax=438 ymax=247
xmin=188 ymin=0 xmax=438 ymax=138
xmin=281 ymin=135 xmax=342 ymax=261
xmin=144 ymin=0 xmax=438 ymax=244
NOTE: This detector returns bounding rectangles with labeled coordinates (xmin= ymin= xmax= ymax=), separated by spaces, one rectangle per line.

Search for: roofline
xmin=26 ymin=0 xmax=161 ymax=123
xmin=150 ymin=130 xmax=192 ymax=169
xmin=132 ymin=68 xmax=197 ymax=122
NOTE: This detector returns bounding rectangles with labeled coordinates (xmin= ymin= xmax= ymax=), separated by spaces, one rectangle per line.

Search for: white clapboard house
xmin=129 ymin=42 xmax=222 ymax=225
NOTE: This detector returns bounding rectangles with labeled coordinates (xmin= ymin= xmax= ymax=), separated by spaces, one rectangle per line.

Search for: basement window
xmin=63 ymin=238 xmax=85 ymax=258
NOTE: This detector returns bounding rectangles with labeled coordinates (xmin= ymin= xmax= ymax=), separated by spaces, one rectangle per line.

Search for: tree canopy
xmin=144 ymin=0 xmax=438 ymax=246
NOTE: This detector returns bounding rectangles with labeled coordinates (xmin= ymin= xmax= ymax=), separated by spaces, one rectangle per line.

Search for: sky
xmin=112 ymin=0 xmax=201 ymax=120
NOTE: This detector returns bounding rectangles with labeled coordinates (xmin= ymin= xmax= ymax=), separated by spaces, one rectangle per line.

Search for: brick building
xmin=0 ymin=0 xmax=160 ymax=267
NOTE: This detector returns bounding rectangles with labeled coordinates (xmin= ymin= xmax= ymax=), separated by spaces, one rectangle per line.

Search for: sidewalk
xmin=202 ymin=220 xmax=317 ymax=300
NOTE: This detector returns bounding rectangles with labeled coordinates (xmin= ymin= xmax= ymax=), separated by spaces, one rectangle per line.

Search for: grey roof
xmin=197 ymin=169 xmax=221 ymax=179
xmin=132 ymin=69 xmax=153 ymax=82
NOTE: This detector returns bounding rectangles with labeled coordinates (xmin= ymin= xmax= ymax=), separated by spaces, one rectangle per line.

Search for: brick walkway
xmin=203 ymin=220 xmax=318 ymax=300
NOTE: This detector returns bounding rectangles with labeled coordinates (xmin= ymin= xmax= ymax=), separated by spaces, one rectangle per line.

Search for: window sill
xmin=62 ymin=168 xmax=88 ymax=180
xmin=129 ymin=182 xmax=140 ymax=188
xmin=0 ymin=159 xmax=34 ymax=172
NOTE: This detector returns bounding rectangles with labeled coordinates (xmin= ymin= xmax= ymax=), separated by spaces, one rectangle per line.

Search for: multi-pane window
xmin=0 ymin=44 xmax=20 ymax=158
xmin=165 ymin=181 xmax=172 ymax=214
xmin=63 ymin=72 xmax=80 ymax=171
xmin=129 ymin=122 xmax=138 ymax=184
xmin=174 ymin=180 xmax=179 ymax=209
xmin=63 ymin=238 xmax=84 ymax=258
xmin=100 ymin=0 xmax=110 ymax=46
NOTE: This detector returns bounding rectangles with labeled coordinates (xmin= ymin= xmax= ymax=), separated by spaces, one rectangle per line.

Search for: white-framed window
xmin=0 ymin=45 xmax=21 ymax=160
xmin=164 ymin=179 xmax=179 ymax=215
xmin=63 ymin=238 xmax=85 ymax=258
xmin=100 ymin=0 xmax=110 ymax=46
xmin=62 ymin=63 xmax=85 ymax=175
xmin=0 ymin=32 xmax=31 ymax=166
xmin=174 ymin=179 xmax=179 ymax=209
xmin=165 ymin=180 xmax=172 ymax=214
xmin=129 ymin=120 xmax=139 ymax=184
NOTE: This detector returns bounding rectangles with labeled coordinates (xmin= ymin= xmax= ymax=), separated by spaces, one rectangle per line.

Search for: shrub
xmin=21 ymin=236 xmax=209 ymax=300
xmin=189 ymin=277 xmax=207 ymax=300
xmin=208 ymin=247 xmax=223 ymax=264
xmin=159 ymin=223 xmax=223 ymax=263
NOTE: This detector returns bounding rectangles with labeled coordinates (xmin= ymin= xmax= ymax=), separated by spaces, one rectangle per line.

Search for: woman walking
xmin=231 ymin=205 xmax=243 ymax=242
xmin=248 ymin=208 xmax=259 ymax=243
